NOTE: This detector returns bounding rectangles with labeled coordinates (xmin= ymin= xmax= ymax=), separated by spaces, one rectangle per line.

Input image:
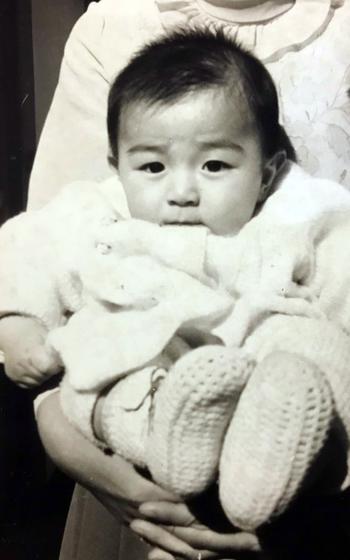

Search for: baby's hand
xmin=5 ymin=341 xmax=62 ymax=388
xmin=0 ymin=316 xmax=62 ymax=388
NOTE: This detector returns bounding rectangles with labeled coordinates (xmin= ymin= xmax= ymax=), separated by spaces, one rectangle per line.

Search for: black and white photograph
xmin=1 ymin=1 xmax=350 ymax=559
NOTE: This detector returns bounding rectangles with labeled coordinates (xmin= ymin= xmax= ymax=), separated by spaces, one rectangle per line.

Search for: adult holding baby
xmin=28 ymin=1 xmax=350 ymax=560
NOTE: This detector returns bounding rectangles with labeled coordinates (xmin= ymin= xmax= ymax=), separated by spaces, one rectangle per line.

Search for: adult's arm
xmin=36 ymin=392 xmax=176 ymax=511
xmin=36 ymin=391 xmax=260 ymax=559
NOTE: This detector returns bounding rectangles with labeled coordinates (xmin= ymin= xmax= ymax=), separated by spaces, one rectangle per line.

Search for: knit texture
xmin=0 ymin=215 xmax=66 ymax=329
xmin=59 ymin=343 xmax=179 ymax=465
xmin=244 ymin=315 xmax=350 ymax=443
xmin=3 ymin=163 xmax=350 ymax=391
xmin=2 ymin=164 xmax=350 ymax=529
xmin=147 ymin=345 xmax=255 ymax=495
xmin=219 ymin=352 xmax=333 ymax=530
xmin=100 ymin=366 xmax=166 ymax=467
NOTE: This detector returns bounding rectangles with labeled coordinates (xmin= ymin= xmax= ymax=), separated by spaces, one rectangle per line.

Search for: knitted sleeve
xmin=0 ymin=211 xmax=65 ymax=328
xmin=76 ymin=221 xmax=212 ymax=308
xmin=0 ymin=179 xmax=124 ymax=329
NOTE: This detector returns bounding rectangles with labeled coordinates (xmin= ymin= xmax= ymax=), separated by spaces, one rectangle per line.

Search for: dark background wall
xmin=0 ymin=0 xmax=87 ymax=224
xmin=0 ymin=1 xmax=93 ymax=558
xmin=32 ymin=0 xmax=86 ymax=138
xmin=0 ymin=0 xmax=35 ymax=221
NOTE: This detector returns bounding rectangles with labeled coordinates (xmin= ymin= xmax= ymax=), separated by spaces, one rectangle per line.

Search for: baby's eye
xmin=203 ymin=160 xmax=231 ymax=173
xmin=139 ymin=162 xmax=165 ymax=173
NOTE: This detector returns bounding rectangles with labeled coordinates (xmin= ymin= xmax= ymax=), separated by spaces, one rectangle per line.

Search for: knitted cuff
xmin=147 ymin=345 xmax=255 ymax=496
xmin=100 ymin=366 xmax=162 ymax=467
xmin=219 ymin=351 xmax=333 ymax=531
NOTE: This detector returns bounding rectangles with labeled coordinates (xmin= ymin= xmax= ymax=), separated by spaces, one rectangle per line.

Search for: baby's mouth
xmin=162 ymin=221 xmax=204 ymax=226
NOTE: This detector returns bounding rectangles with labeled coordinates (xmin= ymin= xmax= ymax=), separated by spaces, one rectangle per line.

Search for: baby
xmin=1 ymin=28 xmax=350 ymax=531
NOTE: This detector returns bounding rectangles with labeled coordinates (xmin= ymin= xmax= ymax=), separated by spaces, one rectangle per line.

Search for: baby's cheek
xmin=132 ymin=201 xmax=161 ymax=224
xmin=126 ymin=192 xmax=151 ymax=220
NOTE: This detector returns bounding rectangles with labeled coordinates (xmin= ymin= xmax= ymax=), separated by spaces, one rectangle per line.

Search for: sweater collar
xmin=155 ymin=0 xmax=344 ymax=62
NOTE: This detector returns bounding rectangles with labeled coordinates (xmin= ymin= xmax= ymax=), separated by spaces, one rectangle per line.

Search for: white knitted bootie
xmin=147 ymin=345 xmax=255 ymax=496
xmin=100 ymin=365 xmax=167 ymax=467
xmin=219 ymin=351 xmax=333 ymax=531
xmin=60 ymin=366 xmax=165 ymax=465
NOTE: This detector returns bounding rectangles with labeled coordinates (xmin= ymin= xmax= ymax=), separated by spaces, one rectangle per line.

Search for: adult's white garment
xmin=28 ymin=0 xmax=350 ymax=211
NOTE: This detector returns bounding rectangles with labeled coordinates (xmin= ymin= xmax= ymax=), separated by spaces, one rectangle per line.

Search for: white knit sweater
xmin=2 ymin=162 xmax=350 ymax=431
xmin=2 ymin=162 xmax=350 ymax=355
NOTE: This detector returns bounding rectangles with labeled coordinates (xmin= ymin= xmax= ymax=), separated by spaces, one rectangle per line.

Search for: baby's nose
xmin=167 ymin=174 xmax=200 ymax=207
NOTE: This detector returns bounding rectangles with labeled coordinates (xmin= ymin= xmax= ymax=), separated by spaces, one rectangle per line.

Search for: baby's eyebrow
xmin=197 ymin=140 xmax=243 ymax=152
xmin=127 ymin=143 xmax=168 ymax=154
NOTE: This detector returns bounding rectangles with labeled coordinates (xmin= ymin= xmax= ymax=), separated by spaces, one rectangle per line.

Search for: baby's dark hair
xmin=107 ymin=27 xmax=296 ymax=162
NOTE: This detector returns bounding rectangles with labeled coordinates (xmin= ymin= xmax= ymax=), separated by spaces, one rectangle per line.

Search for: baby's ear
xmin=258 ymin=150 xmax=287 ymax=203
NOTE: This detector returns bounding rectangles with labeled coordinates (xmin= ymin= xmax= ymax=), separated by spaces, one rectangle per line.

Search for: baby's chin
xmin=205 ymin=224 xmax=241 ymax=237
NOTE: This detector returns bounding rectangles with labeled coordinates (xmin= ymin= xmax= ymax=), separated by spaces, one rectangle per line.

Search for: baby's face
xmin=117 ymin=88 xmax=266 ymax=235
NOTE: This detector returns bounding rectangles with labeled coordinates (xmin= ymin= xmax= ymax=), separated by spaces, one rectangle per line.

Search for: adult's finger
xmin=148 ymin=546 xmax=176 ymax=560
xmin=139 ymin=502 xmax=260 ymax=553
xmin=165 ymin=526 xmax=260 ymax=553
xmin=140 ymin=501 xmax=196 ymax=526
xmin=130 ymin=519 xmax=211 ymax=559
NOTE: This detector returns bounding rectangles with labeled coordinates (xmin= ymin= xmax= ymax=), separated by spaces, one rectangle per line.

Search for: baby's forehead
xmin=120 ymin=84 xmax=254 ymax=129
xmin=116 ymin=86 xmax=260 ymax=158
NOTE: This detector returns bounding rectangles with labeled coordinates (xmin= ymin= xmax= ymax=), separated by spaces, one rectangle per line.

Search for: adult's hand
xmin=132 ymin=501 xmax=260 ymax=560
xmin=36 ymin=392 xmax=260 ymax=558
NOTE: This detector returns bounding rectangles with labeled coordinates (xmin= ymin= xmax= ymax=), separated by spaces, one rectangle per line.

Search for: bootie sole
xmin=147 ymin=345 xmax=255 ymax=495
xmin=219 ymin=351 xmax=333 ymax=531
